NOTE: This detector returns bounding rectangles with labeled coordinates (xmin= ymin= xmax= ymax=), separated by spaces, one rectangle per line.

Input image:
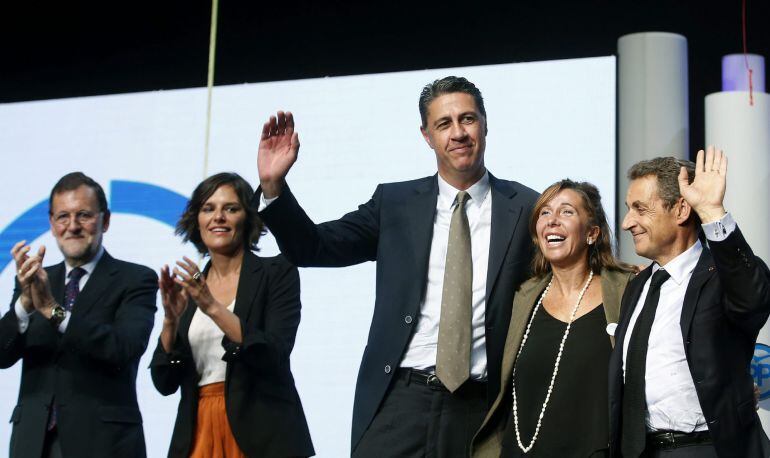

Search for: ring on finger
xmin=192 ymin=272 xmax=202 ymax=281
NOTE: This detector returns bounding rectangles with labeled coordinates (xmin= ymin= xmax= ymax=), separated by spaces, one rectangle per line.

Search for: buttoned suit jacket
xmin=256 ymin=172 xmax=539 ymax=452
xmin=150 ymin=252 xmax=314 ymax=458
xmin=0 ymin=251 xmax=157 ymax=458
xmin=472 ymin=268 xmax=633 ymax=457
xmin=608 ymin=228 xmax=770 ymax=458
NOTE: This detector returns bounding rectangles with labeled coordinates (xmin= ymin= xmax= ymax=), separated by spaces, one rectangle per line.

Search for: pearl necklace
xmin=511 ymin=270 xmax=594 ymax=453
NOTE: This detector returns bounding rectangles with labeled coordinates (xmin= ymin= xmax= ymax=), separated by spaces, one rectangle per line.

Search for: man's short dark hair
xmin=49 ymin=172 xmax=109 ymax=215
xmin=627 ymin=156 xmax=701 ymax=227
xmin=419 ymin=76 xmax=487 ymax=130
xmin=176 ymin=172 xmax=265 ymax=254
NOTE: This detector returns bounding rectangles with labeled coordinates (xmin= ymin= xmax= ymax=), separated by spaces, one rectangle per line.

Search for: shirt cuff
xmin=258 ymin=194 xmax=279 ymax=212
xmin=702 ymin=212 xmax=736 ymax=242
xmin=58 ymin=312 xmax=71 ymax=333
xmin=14 ymin=299 xmax=34 ymax=334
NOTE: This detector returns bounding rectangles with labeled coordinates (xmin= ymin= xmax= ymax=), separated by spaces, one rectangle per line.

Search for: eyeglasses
xmin=52 ymin=211 xmax=99 ymax=226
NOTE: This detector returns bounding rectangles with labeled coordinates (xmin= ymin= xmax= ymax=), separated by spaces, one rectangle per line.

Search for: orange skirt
xmin=189 ymin=382 xmax=246 ymax=458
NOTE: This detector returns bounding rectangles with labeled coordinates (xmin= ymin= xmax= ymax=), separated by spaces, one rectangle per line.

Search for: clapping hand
xmin=15 ymin=244 xmax=59 ymax=318
xmin=11 ymin=241 xmax=41 ymax=312
xmin=172 ymin=257 xmax=222 ymax=317
xmin=159 ymin=264 xmax=188 ymax=326
xmin=678 ymin=146 xmax=728 ymax=224
xmin=257 ymin=111 xmax=300 ymax=199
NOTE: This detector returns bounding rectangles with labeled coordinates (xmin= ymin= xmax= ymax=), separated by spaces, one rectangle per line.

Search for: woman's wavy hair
xmin=175 ymin=172 xmax=265 ymax=254
xmin=529 ymin=179 xmax=635 ymax=277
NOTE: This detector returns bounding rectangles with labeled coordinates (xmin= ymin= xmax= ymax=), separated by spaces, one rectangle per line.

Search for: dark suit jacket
xmin=0 ymin=251 xmax=158 ymax=458
xmin=150 ymin=252 xmax=314 ymax=458
xmin=256 ymin=173 xmax=539 ymax=451
xmin=473 ymin=268 xmax=633 ymax=457
xmin=609 ymin=228 xmax=770 ymax=458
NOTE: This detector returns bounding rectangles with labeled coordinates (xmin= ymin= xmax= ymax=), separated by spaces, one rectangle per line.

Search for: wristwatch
xmin=49 ymin=305 xmax=66 ymax=327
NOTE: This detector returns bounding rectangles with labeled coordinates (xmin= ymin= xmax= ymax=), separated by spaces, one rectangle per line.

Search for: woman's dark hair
xmin=530 ymin=179 xmax=636 ymax=277
xmin=176 ymin=172 xmax=265 ymax=254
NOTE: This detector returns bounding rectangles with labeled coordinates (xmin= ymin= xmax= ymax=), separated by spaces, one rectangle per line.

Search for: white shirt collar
xmin=652 ymin=239 xmax=702 ymax=286
xmin=65 ymin=245 xmax=105 ymax=278
xmin=437 ymin=170 xmax=490 ymax=210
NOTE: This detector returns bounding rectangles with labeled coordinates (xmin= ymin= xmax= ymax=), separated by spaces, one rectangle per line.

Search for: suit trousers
xmin=352 ymin=370 xmax=487 ymax=458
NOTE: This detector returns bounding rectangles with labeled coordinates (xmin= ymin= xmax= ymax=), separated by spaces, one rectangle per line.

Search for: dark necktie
xmin=48 ymin=266 xmax=86 ymax=431
xmin=436 ymin=191 xmax=472 ymax=393
xmin=621 ymin=268 xmax=671 ymax=457
xmin=64 ymin=267 xmax=86 ymax=311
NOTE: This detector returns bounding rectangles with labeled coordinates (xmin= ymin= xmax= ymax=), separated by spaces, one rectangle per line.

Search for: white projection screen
xmin=0 ymin=56 xmax=615 ymax=457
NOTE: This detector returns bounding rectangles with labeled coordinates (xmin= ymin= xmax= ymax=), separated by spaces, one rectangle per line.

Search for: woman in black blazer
xmin=150 ymin=172 xmax=314 ymax=458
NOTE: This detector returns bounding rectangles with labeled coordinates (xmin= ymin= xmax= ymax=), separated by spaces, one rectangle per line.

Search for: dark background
xmin=3 ymin=0 xmax=768 ymax=151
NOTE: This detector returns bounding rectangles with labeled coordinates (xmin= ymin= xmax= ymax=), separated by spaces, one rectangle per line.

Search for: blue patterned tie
xmin=64 ymin=267 xmax=86 ymax=311
xmin=48 ymin=266 xmax=86 ymax=431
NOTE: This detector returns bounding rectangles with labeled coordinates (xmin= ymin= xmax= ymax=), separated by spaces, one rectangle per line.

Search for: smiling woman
xmin=149 ymin=172 xmax=315 ymax=458
xmin=473 ymin=179 xmax=636 ymax=458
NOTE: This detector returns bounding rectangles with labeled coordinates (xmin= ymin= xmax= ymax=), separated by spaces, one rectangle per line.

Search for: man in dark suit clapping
xmin=0 ymin=172 xmax=158 ymax=458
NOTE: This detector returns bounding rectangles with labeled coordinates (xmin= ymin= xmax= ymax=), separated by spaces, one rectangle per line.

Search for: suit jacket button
xmin=404 ymin=315 xmax=413 ymax=324
xmin=384 ymin=365 xmax=392 ymax=374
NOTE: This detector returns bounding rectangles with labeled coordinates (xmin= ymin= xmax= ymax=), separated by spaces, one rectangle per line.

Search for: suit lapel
xmin=486 ymin=174 xmax=523 ymax=301
xmin=48 ymin=262 xmax=66 ymax=306
xmin=233 ymin=252 xmax=264 ymax=322
xmin=71 ymin=251 xmax=118 ymax=317
xmin=679 ymin=249 xmax=715 ymax=341
xmin=499 ymin=275 xmax=550 ymax=388
xmin=613 ymin=266 xmax=652 ymax=353
xmin=407 ymin=176 xmax=439 ymax=302
xmin=601 ymin=270 xmax=633 ymax=347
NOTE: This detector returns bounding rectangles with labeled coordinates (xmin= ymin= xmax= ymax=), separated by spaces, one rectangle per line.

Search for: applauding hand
xmin=12 ymin=241 xmax=40 ymax=312
xmin=173 ymin=257 xmax=222 ymax=317
xmin=678 ymin=146 xmax=727 ymax=224
xmin=159 ymin=264 xmax=188 ymax=326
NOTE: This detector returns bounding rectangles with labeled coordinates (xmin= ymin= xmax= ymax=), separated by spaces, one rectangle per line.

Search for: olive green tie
xmin=436 ymin=190 xmax=472 ymax=393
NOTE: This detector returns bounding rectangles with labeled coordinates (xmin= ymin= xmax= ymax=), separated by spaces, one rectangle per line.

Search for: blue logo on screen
xmin=752 ymin=343 xmax=770 ymax=400
xmin=0 ymin=180 xmax=187 ymax=272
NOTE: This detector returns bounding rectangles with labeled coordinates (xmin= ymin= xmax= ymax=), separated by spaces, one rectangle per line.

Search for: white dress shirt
xmin=261 ymin=172 xmax=493 ymax=379
xmin=15 ymin=246 xmax=105 ymax=334
xmin=399 ymin=172 xmax=492 ymax=379
xmin=189 ymin=298 xmax=236 ymax=386
xmin=622 ymin=213 xmax=736 ymax=432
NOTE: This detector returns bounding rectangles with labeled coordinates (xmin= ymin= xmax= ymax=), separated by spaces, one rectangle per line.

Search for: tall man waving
xmin=255 ymin=77 xmax=538 ymax=457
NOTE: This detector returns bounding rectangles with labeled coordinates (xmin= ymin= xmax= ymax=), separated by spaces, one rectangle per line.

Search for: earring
xmin=587 ymin=238 xmax=594 ymax=245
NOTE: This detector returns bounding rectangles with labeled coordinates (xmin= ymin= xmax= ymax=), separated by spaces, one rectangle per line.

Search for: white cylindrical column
xmin=706 ymin=55 xmax=770 ymax=430
xmin=617 ymin=32 xmax=689 ymax=264
xmin=705 ymin=92 xmax=770 ymax=259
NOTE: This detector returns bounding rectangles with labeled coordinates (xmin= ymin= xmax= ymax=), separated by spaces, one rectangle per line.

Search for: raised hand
xmin=678 ymin=146 xmax=727 ymax=224
xmin=159 ymin=264 xmax=188 ymax=325
xmin=173 ymin=257 xmax=222 ymax=317
xmin=257 ymin=111 xmax=300 ymax=198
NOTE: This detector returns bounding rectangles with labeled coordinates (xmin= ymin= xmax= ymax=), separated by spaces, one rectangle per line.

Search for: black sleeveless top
xmin=501 ymin=303 xmax=612 ymax=457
